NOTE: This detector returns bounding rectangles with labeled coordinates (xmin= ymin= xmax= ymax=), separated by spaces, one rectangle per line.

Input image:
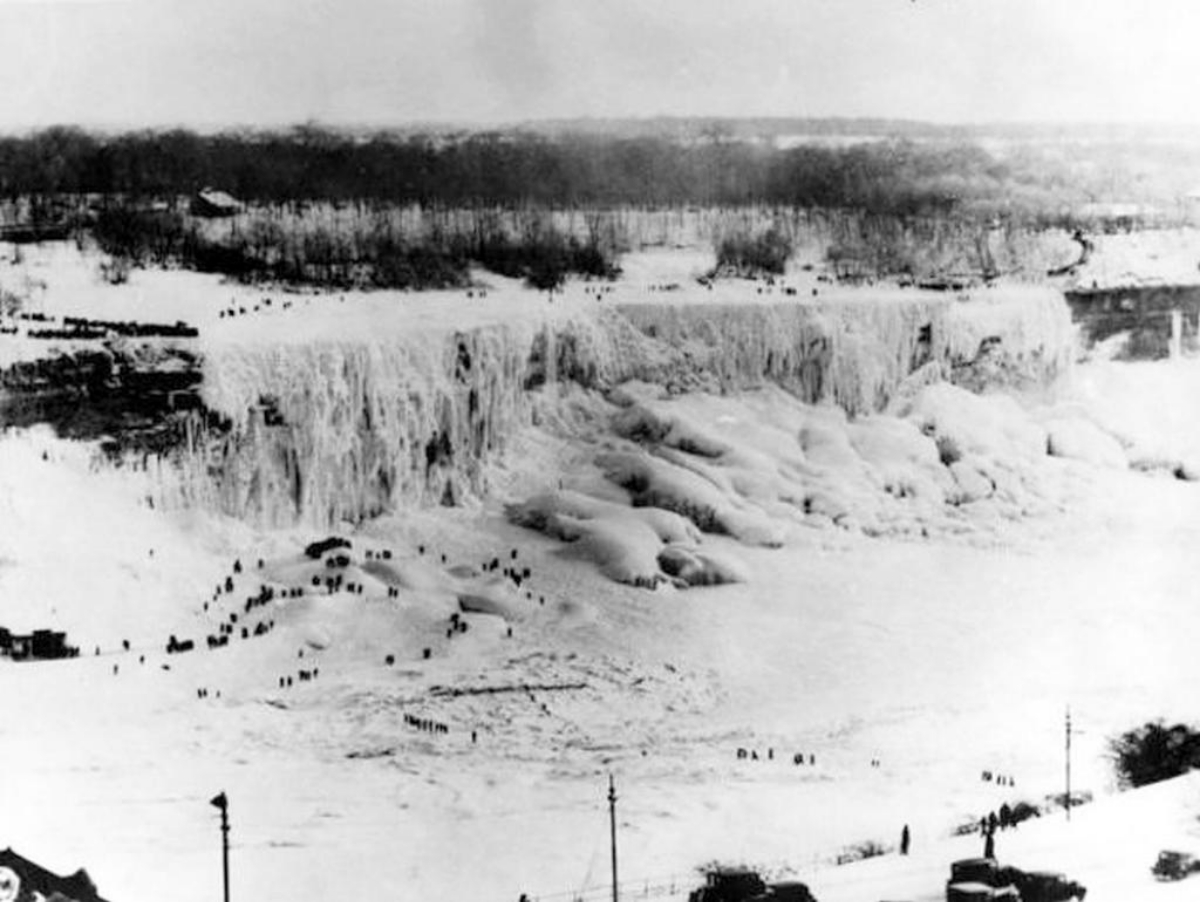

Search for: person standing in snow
xmin=900 ymin=824 xmax=910 ymax=855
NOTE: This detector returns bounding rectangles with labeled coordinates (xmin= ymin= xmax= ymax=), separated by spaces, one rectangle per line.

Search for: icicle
xmin=159 ymin=285 xmax=1070 ymax=528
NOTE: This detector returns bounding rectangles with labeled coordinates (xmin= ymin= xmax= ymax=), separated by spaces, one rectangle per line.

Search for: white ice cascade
xmin=166 ymin=289 xmax=1071 ymax=528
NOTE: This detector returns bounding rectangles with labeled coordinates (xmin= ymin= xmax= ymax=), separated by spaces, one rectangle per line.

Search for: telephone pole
xmin=210 ymin=792 xmax=230 ymax=902
xmin=608 ymin=774 xmax=619 ymax=902
xmin=1065 ymin=707 xmax=1072 ymax=822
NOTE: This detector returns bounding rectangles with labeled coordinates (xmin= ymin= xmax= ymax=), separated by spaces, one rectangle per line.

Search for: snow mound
xmin=948 ymin=457 xmax=997 ymax=504
xmin=1044 ymin=417 xmax=1127 ymax=468
xmin=897 ymin=382 xmax=1048 ymax=461
xmin=507 ymin=377 xmax=1104 ymax=586
xmin=847 ymin=416 xmax=953 ymax=504
xmin=657 ymin=544 xmax=750 ymax=586
xmin=505 ymin=489 xmax=736 ymax=588
xmin=597 ymin=450 xmax=786 ymax=546
xmin=508 ymin=488 xmax=701 ymax=546
xmin=558 ymin=511 xmax=669 ymax=587
xmin=455 ymin=575 xmax=527 ymax=620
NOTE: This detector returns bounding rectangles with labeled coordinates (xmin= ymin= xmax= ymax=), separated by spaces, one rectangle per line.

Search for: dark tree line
xmin=0 ymin=125 xmax=1074 ymax=217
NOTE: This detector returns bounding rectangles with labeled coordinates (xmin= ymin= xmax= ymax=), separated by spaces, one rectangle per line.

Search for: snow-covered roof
xmin=192 ymin=187 xmax=244 ymax=215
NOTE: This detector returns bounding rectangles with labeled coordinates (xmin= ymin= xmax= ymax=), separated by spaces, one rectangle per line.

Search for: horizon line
xmin=4 ymin=115 xmax=1200 ymax=139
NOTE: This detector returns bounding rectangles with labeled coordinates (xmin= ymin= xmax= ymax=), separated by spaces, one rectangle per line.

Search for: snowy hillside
xmin=4 ymin=240 xmax=1200 ymax=902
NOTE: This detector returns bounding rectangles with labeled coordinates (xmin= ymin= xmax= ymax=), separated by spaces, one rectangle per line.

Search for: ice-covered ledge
xmin=182 ymin=282 xmax=1071 ymax=528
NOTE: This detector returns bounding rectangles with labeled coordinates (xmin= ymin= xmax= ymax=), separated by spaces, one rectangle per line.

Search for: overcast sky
xmin=0 ymin=0 xmax=1198 ymax=131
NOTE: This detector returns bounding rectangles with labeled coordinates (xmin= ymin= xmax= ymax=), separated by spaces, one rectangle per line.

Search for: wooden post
xmin=211 ymin=792 xmax=230 ymax=902
xmin=1171 ymin=309 xmax=1183 ymax=359
xmin=609 ymin=774 xmax=619 ymax=902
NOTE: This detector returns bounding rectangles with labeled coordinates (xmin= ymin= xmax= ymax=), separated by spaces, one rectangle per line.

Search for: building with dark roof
xmin=0 ymin=848 xmax=109 ymax=902
xmin=190 ymin=188 xmax=244 ymax=218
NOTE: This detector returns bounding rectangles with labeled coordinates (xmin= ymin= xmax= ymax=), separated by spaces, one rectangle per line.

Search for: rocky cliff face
xmin=0 ymin=339 xmax=205 ymax=456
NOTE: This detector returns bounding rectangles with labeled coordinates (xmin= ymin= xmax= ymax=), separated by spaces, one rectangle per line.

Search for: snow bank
xmin=1044 ymin=417 xmax=1128 ymax=468
xmin=7 ymin=241 xmax=1199 ymax=902
xmin=1069 ymin=358 xmax=1200 ymax=472
xmin=0 ymin=427 xmax=238 ymax=646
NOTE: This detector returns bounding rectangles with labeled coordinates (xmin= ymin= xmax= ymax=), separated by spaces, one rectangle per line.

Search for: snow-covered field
xmin=4 ymin=240 xmax=1200 ymax=902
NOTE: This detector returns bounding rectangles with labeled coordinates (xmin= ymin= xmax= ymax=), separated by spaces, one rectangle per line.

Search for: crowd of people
xmin=735 ymin=747 xmax=817 ymax=766
xmin=97 ymin=538 xmax=552 ymax=758
xmin=217 ymin=296 xmax=295 ymax=319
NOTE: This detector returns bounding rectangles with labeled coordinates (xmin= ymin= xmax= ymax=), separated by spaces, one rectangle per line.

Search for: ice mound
xmin=216 ymin=542 xmax=547 ymax=683
xmin=947 ymin=458 xmax=996 ymax=503
xmin=609 ymin=399 xmax=806 ymax=541
xmin=228 ymin=538 xmax=534 ymax=667
xmin=1044 ymin=416 xmax=1127 ymax=468
xmin=891 ymin=384 xmax=1074 ymax=511
xmin=604 ymin=391 xmax=923 ymax=537
xmin=560 ymin=511 xmax=669 ymax=586
xmin=657 ymin=545 xmax=750 ymax=586
xmin=847 ymin=416 xmax=953 ymax=504
xmin=596 ymin=450 xmax=786 ymax=546
xmin=505 ymin=489 xmax=738 ymax=588
xmin=454 ymin=575 xmax=526 ymax=620
xmin=513 ymin=488 xmax=701 ymax=545
xmin=507 ymin=374 xmax=1135 ymax=587
xmin=271 ymin=541 xmax=536 ymax=624
xmin=895 ymin=382 xmax=1048 ymax=461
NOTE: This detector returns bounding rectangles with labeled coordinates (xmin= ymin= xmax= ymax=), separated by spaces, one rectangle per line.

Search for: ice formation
xmin=504 ymin=489 xmax=717 ymax=587
xmin=1044 ymin=416 xmax=1128 ymax=468
xmin=156 ymin=286 xmax=1073 ymax=534
xmin=505 ymin=373 xmax=1136 ymax=586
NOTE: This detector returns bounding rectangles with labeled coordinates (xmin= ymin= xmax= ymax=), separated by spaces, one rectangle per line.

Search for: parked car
xmin=945 ymin=858 xmax=1085 ymax=902
xmin=688 ymin=867 xmax=816 ymax=902
xmin=1152 ymin=850 xmax=1200 ymax=881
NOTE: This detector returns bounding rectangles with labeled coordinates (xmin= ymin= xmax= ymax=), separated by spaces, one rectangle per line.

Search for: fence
xmin=527 ymin=873 xmax=693 ymax=902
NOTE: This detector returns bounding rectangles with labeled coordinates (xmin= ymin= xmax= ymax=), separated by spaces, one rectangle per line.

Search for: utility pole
xmin=1065 ymin=707 xmax=1072 ymax=822
xmin=211 ymin=792 xmax=230 ymax=902
xmin=608 ymin=774 xmax=619 ymax=902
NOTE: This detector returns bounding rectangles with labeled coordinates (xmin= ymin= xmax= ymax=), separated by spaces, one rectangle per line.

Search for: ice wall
xmin=615 ymin=286 xmax=1072 ymax=412
xmin=169 ymin=287 xmax=1072 ymax=528
xmin=173 ymin=310 xmax=656 ymax=527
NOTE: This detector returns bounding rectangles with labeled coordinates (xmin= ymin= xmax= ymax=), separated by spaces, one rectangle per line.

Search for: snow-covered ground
xmin=3 ymin=240 xmax=1200 ymax=902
